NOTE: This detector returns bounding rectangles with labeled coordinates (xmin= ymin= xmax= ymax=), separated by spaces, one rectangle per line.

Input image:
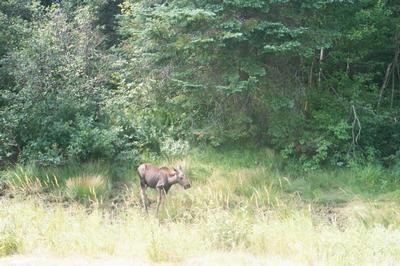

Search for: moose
xmin=137 ymin=163 xmax=191 ymax=215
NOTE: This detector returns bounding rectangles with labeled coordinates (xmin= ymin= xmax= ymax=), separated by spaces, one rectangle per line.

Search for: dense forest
xmin=1 ymin=0 xmax=400 ymax=171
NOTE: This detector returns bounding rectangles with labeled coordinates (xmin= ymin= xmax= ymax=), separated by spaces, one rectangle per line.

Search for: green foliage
xmin=0 ymin=4 xmax=139 ymax=166
xmin=116 ymin=0 xmax=314 ymax=145
xmin=0 ymin=0 xmax=32 ymax=58
xmin=115 ymin=0 xmax=400 ymax=165
xmin=1 ymin=0 xmax=400 ymax=172
xmin=273 ymin=1 xmax=400 ymax=167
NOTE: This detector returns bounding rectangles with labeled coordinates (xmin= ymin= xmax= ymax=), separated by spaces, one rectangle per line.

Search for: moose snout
xmin=184 ymin=183 xmax=191 ymax=189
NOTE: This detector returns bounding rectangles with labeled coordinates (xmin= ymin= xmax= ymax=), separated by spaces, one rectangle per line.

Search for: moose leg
xmin=140 ymin=185 xmax=148 ymax=213
xmin=155 ymin=176 xmax=167 ymax=217
xmin=156 ymin=187 xmax=162 ymax=217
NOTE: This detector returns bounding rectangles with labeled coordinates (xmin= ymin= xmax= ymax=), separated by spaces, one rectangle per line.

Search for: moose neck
xmin=167 ymin=175 xmax=178 ymax=185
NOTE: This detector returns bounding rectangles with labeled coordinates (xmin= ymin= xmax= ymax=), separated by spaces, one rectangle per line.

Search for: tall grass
xmin=0 ymin=147 xmax=400 ymax=264
xmin=2 ymin=161 xmax=111 ymax=189
xmin=0 ymin=197 xmax=400 ymax=264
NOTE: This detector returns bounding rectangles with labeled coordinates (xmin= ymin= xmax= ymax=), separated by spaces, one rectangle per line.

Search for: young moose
xmin=137 ymin=163 xmax=191 ymax=215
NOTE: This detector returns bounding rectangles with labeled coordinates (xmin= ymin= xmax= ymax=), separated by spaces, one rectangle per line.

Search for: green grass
xmin=0 ymin=147 xmax=400 ymax=264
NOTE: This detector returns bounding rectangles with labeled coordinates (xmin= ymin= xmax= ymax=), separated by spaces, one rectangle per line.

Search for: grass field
xmin=1 ymin=147 xmax=400 ymax=265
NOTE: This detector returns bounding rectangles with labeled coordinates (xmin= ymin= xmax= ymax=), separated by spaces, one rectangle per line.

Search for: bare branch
xmin=391 ymin=65 xmax=395 ymax=108
xmin=318 ymin=48 xmax=324 ymax=86
xmin=377 ymin=63 xmax=393 ymax=108
xmin=351 ymin=104 xmax=361 ymax=154
xmin=308 ymin=53 xmax=316 ymax=88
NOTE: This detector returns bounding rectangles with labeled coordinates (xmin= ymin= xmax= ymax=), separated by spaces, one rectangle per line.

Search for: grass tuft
xmin=65 ymin=175 xmax=109 ymax=202
xmin=0 ymin=228 xmax=22 ymax=257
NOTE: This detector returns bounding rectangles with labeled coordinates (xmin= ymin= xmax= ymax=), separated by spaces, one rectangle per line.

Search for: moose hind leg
xmin=140 ymin=186 xmax=148 ymax=213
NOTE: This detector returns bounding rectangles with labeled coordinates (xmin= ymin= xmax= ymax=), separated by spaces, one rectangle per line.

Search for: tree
xmin=117 ymin=0 xmax=316 ymax=146
xmin=117 ymin=0 xmax=400 ymax=167
xmin=1 ymin=5 xmax=136 ymax=165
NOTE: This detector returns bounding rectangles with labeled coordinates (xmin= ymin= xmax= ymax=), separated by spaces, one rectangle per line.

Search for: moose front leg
xmin=155 ymin=177 xmax=167 ymax=217
xmin=156 ymin=187 xmax=162 ymax=217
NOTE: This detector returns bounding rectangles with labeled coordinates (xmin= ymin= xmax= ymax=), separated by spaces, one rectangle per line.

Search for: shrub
xmin=1 ymin=6 xmax=140 ymax=166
